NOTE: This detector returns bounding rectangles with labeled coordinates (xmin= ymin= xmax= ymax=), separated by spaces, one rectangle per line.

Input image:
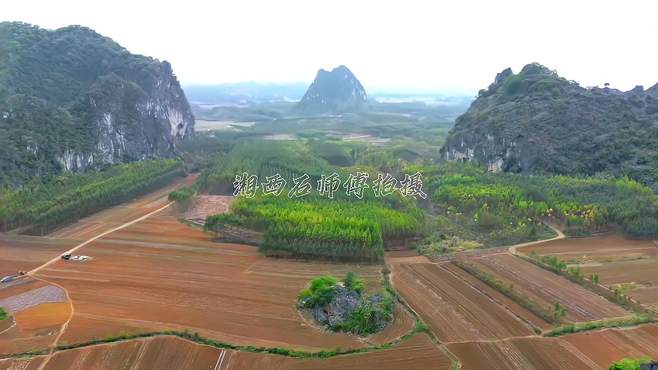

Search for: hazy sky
xmin=4 ymin=0 xmax=658 ymax=94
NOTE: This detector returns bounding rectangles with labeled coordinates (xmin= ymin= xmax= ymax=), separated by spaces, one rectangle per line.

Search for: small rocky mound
xmin=298 ymin=273 xmax=393 ymax=336
xmin=294 ymin=65 xmax=367 ymax=115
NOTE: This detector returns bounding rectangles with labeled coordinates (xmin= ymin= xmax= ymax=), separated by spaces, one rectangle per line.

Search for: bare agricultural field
xmin=367 ymin=305 xmax=416 ymax=345
xmin=0 ymin=278 xmax=71 ymax=354
xmin=517 ymin=234 xmax=658 ymax=310
xmin=389 ymin=262 xmax=534 ymax=343
xmin=440 ymin=262 xmax=552 ymax=331
xmin=184 ymin=195 xmax=234 ymax=223
xmin=220 ymin=333 xmax=452 ymax=370
xmin=470 ymin=254 xmax=628 ymax=322
xmin=563 ymin=324 xmax=658 ymax=369
xmin=518 ymin=234 xmax=658 ymax=263
xmin=0 ymin=301 xmax=70 ymax=355
xmin=0 ymin=235 xmax=76 ymax=276
xmin=0 ymin=336 xmax=220 ymax=370
xmin=34 ymin=214 xmax=388 ymax=351
xmin=0 ymin=333 xmax=452 ymax=370
xmin=447 ymin=336 xmax=598 ymax=370
xmin=447 ymin=324 xmax=658 ymax=370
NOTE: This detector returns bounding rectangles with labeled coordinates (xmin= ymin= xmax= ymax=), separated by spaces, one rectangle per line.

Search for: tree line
xmin=0 ymin=159 xmax=183 ymax=234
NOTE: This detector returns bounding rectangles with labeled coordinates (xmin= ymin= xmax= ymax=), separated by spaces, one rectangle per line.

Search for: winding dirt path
xmin=508 ymin=223 xmax=565 ymax=256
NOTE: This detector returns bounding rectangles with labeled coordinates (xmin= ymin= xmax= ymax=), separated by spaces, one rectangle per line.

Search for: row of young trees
xmin=207 ymin=195 xmax=423 ymax=262
xmin=426 ymin=163 xmax=658 ymax=240
xmin=0 ymin=159 xmax=183 ymax=234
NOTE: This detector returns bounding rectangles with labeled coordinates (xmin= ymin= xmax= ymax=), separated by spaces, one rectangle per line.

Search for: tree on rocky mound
xmin=297 ymin=273 xmax=394 ymax=336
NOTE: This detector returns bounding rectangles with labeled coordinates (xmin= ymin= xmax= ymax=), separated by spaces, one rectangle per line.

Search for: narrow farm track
xmin=508 ymin=223 xmax=565 ymax=256
xmin=29 ymin=201 xmax=175 ymax=370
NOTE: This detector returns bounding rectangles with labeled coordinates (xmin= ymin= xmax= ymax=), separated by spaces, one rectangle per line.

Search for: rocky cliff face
xmin=295 ymin=65 xmax=367 ymax=114
xmin=0 ymin=22 xmax=194 ymax=185
xmin=441 ymin=63 xmax=658 ymax=187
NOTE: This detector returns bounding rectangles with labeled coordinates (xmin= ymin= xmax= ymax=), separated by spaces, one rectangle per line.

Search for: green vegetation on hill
xmin=198 ymin=140 xmax=332 ymax=194
xmin=0 ymin=159 xmax=183 ymax=234
xmin=0 ymin=21 xmax=193 ymax=187
xmin=0 ymin=307 xmax=7 ymax=321
xmin=443 ymin=62 xmax=658 ymax=191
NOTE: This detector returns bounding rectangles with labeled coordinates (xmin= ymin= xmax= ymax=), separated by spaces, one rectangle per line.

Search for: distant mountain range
xmin=0 ymin=22 xmax=194 ymax=186
xmin=294 ymin=65 xmax=368 ymax=114
xmin=184 ymin=82 xmax=309 ymax=105
xmin=442 ymin=63 xmax=658 ymax=189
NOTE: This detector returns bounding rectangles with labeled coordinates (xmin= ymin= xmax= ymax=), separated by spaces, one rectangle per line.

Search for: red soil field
xmin=184 ymin=195 xmax=234 ymax=222
xmin=563 ymin=324 xmax=658 ymax=368
xmin=0 ymin=301 xmax=70 ymax=355
xmin=471 ymin=254 xmax=628 ymax=322
xmin=0 ymin=235 xmax=76 ymax=276
xmin=3 ymin=336 xmax=220 ymax=370
xmin=34 ymin=213 xmax=389 ymax=351
xmin=367 ymin=305 xmax=416 ymax=345
xmin=440 ymin=262 xmax=552 ymax=331
xmin=447 ymin=324 xmax=658 ymax=370
xmin=447 ymin=336 xmax=599 ymax=370
xmin=518 ymin=234 xmax=658 ymax=263
xmin=0 ymin=357 xmax=45 ymax=370
xmin=390 ymin=262 xmax=534 ymax=343
xmin=0 ymin=278 xmax=70 ymax=354
xmin=0 ymin=333 xmax=452 ymax=370
xmin=222 ymin=333 xmax=452 ymax=370
xmin=517 ymin=233 xmax=658 ymax=310
xmin=49 ymin=175 xmax=196 ymax=240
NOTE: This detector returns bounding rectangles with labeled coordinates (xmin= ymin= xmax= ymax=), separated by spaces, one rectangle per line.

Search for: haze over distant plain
xmin=3 ymin=0 xmax=658 ymax=94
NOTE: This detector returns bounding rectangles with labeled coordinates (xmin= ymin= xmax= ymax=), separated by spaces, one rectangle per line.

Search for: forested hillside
xmin=0 ymin=22 xmax=194 ymax=186
xmin=442 ymin=63 xmax=658 ymax=191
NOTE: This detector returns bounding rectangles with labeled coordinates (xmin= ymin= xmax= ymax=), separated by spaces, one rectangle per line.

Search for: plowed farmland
xmin=0 ymin=278 xmax=70 ymax=354
xmin=390 ymin=262 xmax=535 ymax=342
xmin=447 ymin=337 xmax=596 ymax=370
xmin=469 ymin=254 xmax=628 ymax=322
xmin=184 ymin=195 xmax=234 ymax=223
xmin=0 ymin=235 xmax=76 ymax=276
xmin=447 ymin=324 xmax=658 ymax=370
xmin=224 ymin=333 xmax=452 ymax=370
xmin=518 ymin=234 xmax=658 ymax=263
xmin=563 ymin=325 xmax=658 ymax=368
xmin=519 ymin=234 xmax=658 ymax=310
xmin=0 ymin=333 xmax=452 ymax=370
xmin=34 ymin=213 xmax=388 ymax=351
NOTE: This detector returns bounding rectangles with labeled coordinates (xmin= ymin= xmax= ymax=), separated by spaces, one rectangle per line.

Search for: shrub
xmin=298 ymin=275 xmax=338 ymax=308
xmin=344 ymin=272 xmax=365 ymax=294
xmin=609 ymin=357 xmax=652 ymax=370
